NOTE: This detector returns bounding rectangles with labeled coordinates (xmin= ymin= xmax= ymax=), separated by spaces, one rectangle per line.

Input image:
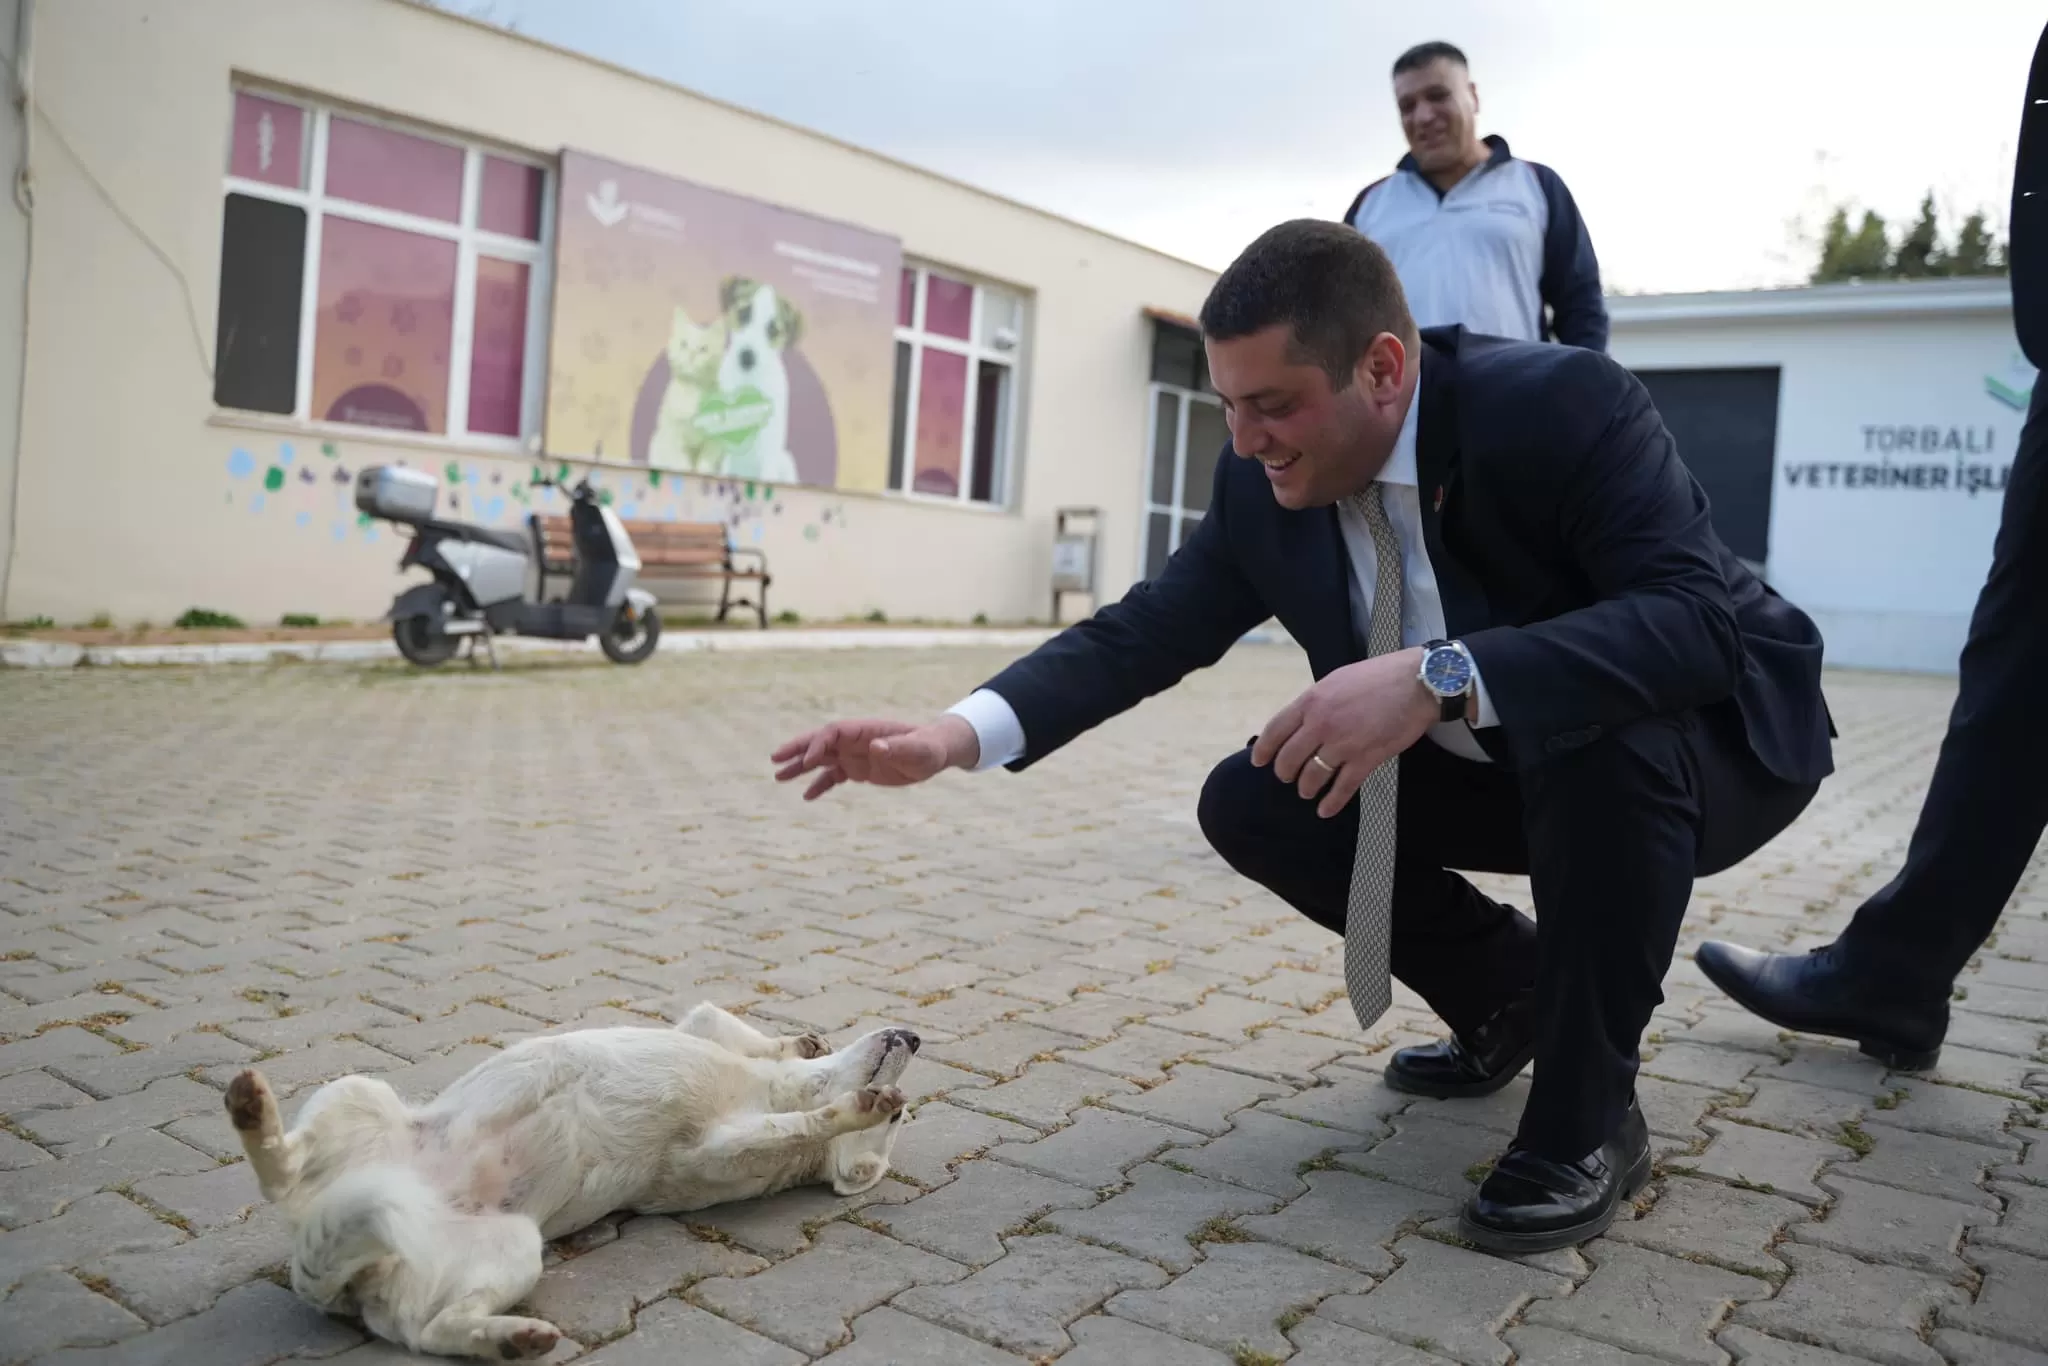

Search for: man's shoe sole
xmin=1381 ymin=1041 xmax=1538 ymax=1100
xmin=1455 ymin=1146 xmax=1654 ymax=1255
xmin=1694 ymin=950 xmax=1943 ymax=1074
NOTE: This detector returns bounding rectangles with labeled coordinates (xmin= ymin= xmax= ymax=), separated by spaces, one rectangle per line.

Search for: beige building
xmin=0 ymin=0 xmax=1218 ymax=629
xmin=0 ymin=0 xmax=2028 ymax=685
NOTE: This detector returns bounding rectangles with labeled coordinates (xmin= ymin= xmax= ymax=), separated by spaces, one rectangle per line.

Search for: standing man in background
xmin=1694 ymin=18 xmax=2048 ymax=1067
xmin=1345 ymin=41 xmax=1609 ymax=351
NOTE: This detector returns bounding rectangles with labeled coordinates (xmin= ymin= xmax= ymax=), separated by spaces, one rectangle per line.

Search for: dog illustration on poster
xmin=698 ymin=277 xmax=803 ymax=484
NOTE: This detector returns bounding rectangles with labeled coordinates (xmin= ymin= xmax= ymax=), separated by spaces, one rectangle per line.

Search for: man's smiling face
xmin=1205 ymin=324 xmax=1397 ymax=511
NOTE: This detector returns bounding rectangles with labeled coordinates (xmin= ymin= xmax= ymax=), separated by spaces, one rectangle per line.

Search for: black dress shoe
xmin=1383 ymin=991 xmax=1537 ymax=1099
xmin=1459 ymin=1097 xmax=1652 ymax=1253
xmin=1694 ymin=941 xmax=1946 ymax=1070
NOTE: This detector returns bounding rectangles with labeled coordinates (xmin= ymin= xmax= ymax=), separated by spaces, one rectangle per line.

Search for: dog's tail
xmin=291 ymin=1163 xmax=440 ymax=1309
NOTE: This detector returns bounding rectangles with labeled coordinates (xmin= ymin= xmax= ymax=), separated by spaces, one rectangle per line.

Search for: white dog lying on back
xmin=224 ymin=1002 xmax=918 ymax=1360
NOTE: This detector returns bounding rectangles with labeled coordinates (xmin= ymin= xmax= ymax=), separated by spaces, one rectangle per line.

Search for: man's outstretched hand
xmin=770 ymin=716 xmax=981 ymax=801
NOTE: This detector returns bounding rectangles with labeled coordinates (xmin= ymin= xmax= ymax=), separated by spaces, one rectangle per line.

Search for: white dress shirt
xmin=949 ymin=390 xmax=1500 ymax=771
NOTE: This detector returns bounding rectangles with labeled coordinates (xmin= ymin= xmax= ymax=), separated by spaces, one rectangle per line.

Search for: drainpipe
xmin=0 ymin=0 xmax=31 ymax=619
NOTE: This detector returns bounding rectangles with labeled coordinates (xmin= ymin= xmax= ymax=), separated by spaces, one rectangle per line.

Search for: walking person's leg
xmin=1697 ymin=384 xmax=2048 ymax=1063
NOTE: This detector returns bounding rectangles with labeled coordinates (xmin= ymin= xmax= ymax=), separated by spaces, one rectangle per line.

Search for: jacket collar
xmin=1396 ymin=133 xmax=1513 ymax=188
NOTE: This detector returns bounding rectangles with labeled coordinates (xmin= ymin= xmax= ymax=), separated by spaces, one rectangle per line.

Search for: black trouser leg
xmin=1198 ymin=740 xmax=1535 ymax=1037
xmin=1837 ymin=384 xmax=2048 ymax=993
xmin=1513 ymin=709 xmax=1819 ymax=1159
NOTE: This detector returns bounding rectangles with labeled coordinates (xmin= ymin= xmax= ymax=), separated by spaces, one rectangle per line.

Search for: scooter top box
xmin=355 ymin=465 xmax=438 ymax=524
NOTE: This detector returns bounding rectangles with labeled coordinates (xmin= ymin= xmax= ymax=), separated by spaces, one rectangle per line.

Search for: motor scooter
xmin=354 ymin=464 xmax=661 ymax=667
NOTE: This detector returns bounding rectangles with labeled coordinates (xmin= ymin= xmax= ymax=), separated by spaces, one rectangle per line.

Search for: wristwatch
xmin=1417 ymin=638 xmax=1476 ymax=723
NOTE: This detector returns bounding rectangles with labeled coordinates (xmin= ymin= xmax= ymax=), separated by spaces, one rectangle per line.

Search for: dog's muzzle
xmin=885 ymin=1029 xmax=921 ymax=1054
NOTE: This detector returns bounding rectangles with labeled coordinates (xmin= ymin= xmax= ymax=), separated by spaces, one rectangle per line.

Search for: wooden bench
xmin=534 ymin=515 xmax=771 ymax=628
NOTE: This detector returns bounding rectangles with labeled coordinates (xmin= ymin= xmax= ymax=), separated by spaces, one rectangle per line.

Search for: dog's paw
xmin=854 ymin=1085 xmax=906 ymax=1116
xmin=493 ymin=1319 xmax=561 ymax=1360
xmin=789 ymin=1032 xmax=831 ymax=1060
xmin=224 ymin=1069 xmax=273 ymax=1133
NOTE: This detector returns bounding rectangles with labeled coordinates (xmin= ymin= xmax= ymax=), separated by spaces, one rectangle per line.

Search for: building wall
xmin=2 ymin=0 xmax=1214 ymax=627
xmin=1611 ymin=304 xmax=2026 ymax=674
xmin=0 ymin=0 xmax=25 ymax=619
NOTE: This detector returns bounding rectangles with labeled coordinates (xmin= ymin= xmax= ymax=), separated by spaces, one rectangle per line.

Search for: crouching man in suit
xmin=772 ymin=220 xmax=1835 ymax=1252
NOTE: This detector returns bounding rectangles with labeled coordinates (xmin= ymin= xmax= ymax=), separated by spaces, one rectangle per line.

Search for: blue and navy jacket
xmin=1344 ymin=135 xmax=1609 ymax=352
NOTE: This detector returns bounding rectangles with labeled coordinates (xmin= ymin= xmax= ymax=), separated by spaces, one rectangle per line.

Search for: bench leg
xmin=757 ymin=579 xmax=769 ymax=631
xmin=716 ymin=572 xmax=733 ymax=624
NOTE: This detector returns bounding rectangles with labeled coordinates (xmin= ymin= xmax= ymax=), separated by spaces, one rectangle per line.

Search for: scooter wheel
xmin=393 ymin=616 xmax=458 ymax=667
xmin=600 ymin=605 xmax=661 ymax=664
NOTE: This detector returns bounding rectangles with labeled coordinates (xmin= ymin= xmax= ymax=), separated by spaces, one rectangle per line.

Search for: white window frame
xmin=1138 ymin=379 xmax=1224 ymax=579
xmin=219 ymin=89 xmax=556 ymax=453
xmin=892 ymin=261 xmax=1024 ymax=507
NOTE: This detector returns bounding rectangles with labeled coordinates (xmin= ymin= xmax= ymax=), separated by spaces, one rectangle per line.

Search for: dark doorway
xmin=1631 ymin=366 xmax=1782 ymax=566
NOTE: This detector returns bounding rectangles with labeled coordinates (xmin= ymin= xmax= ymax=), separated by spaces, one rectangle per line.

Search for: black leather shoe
xmin=1383 ymin=991 xmax=1537 ymax=1098
xmin=1459 ymin=1097 xmax=1652 ymax=1253
xmin=1694 ymin=941 xmax=1946 ymax=1070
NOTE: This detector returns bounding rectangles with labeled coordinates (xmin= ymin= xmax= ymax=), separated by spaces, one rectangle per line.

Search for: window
xmin=888 ymin=264 xmax=1024 ymax=505
xmin=213 ymin=89 xmax=553 ymax=446
xmin=1140 ymin=321 xmax=1228 ymax=580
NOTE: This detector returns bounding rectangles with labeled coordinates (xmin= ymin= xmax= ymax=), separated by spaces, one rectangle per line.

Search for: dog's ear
xmin=719 ymin=276 xmax=747 ymax=314
xmin=775 ymin=296 xmax=803 ymax=352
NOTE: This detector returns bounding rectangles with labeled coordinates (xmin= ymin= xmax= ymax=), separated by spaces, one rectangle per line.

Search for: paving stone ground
xmin=2 ymin=645 xmax=2046 ymax=1366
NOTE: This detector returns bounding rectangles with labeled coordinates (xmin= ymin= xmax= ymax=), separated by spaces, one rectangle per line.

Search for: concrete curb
xmin=0 ymin=625 xmax=1297 ymax=669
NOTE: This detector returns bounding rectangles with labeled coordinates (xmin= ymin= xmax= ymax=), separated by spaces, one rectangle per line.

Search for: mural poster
xmin=543 ymin=150 xmax=902 ymax=492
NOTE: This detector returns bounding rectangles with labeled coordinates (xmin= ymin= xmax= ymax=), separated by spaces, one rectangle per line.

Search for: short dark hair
xmin=1197 ymin=220 xmax=1415 ymax=388
xmin=1392 ymin=41 xmax=1467 ymax=77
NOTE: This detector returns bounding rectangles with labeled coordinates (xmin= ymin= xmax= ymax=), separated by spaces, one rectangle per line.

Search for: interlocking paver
xmin=1337 ymin=1112 xmax=1508 ymax=1199
xmin=576 ymin=1299 xmax=802 ymax=1366
xmin=1294 ymin=1316 xmax=1469 ymax=1366
xmin=891 ymin=1232 xmax=1167 ymax=1357
xmin=1669 ymin=1120 xmax=1843 ymax=1206
xmin=1606 ymin=1173 xmax=1808 ymax=1276
xmin=865 ymin=1160 xmax=1097 ymax=1266
xmin=1168 ymin=1108 xmax=1375 ymax=1197
xmin=1733 ymin=1242 xmax=1967 ymax=1366
xmin=810 ymin=1306 xmax=1028 ymax=1365
xmin=1060 ymin=1313 xmax=1235 ymax=1365
xmin=1943 ymin=1247 xmax=2048 ymax=1352
xmin=26 ymin=1278 xmax=362 ymax=1365
xmin=1834 ymin=1118 xmax=2011 ymax=1207
xmin=1792 ymin=1174 xmax=1993 ymax=1279
xmin=518 ymin=1215 xmax=765 ymax=1343
xmin=688 ymin=1222 xmax=966 ymax=1355
xmin=1522 ymin=1243 xmax=1773 ymax=1366
xmin=988 ymin=1105 xmax=1183 ymax=1187
xmin=0 ymin=1268 xmax=148 ymax=1362
xmin=3 ymin=649 xmax=2038 ymax=1364
xmin=884 ymin=1100 xmax=1039 ymax=1189
xmin=952 ymin=1060 xmax=1142 ymax=1132
xmin=0 ymin=1129 xmax=214 ymax=1228
xmin=1106 ymin=1239 xmax=1366 ymax=1358
xmin=1317 ymin=1235 xmax=1574 ymax=1366
xmin=1237 ymin=1167 xmax=1452 ymax=1274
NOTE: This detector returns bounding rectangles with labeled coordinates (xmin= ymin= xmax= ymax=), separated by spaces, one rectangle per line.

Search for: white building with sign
xmin=1606 ymin=279 xmax=2026 ymax=673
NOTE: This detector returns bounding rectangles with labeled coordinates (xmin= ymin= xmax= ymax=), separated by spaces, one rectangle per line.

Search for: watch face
xmin=1422 ymin=646 xmax=1473 ymax=696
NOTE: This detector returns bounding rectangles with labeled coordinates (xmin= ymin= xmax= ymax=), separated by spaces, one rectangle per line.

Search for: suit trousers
xmin=1198 ymin=706 xmax=1819 ymax=1160
xmin=1835 ymin=384 xmax=2048 ymax=992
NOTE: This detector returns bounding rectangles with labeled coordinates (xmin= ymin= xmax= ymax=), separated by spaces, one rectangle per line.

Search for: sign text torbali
xmin=1781 ymin=423 xmax=2009 ymax=497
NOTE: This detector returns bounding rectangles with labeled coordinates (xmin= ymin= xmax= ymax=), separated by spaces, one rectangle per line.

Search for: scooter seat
xmin=424 ymin=520 xmax=531 ymax=555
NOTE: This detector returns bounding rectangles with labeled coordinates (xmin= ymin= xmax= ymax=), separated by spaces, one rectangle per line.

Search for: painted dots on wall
xmin=227 ymin=448 xmax=256 ymax=479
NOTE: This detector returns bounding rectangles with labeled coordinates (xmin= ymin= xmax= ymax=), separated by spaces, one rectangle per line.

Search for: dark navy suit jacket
xmin=979 ymin=327 xmax=1835 ymax=785
xmin=2014 ymin=19 xmax=2045 ymax=368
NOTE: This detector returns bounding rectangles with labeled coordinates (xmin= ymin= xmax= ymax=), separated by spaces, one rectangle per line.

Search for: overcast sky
xmin=450 ymin=0 xmax=2040 ymax=295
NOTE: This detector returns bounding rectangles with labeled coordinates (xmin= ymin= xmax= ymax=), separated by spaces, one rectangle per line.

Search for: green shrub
xmin=174 ymin=608 xmax=245 ymax=630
